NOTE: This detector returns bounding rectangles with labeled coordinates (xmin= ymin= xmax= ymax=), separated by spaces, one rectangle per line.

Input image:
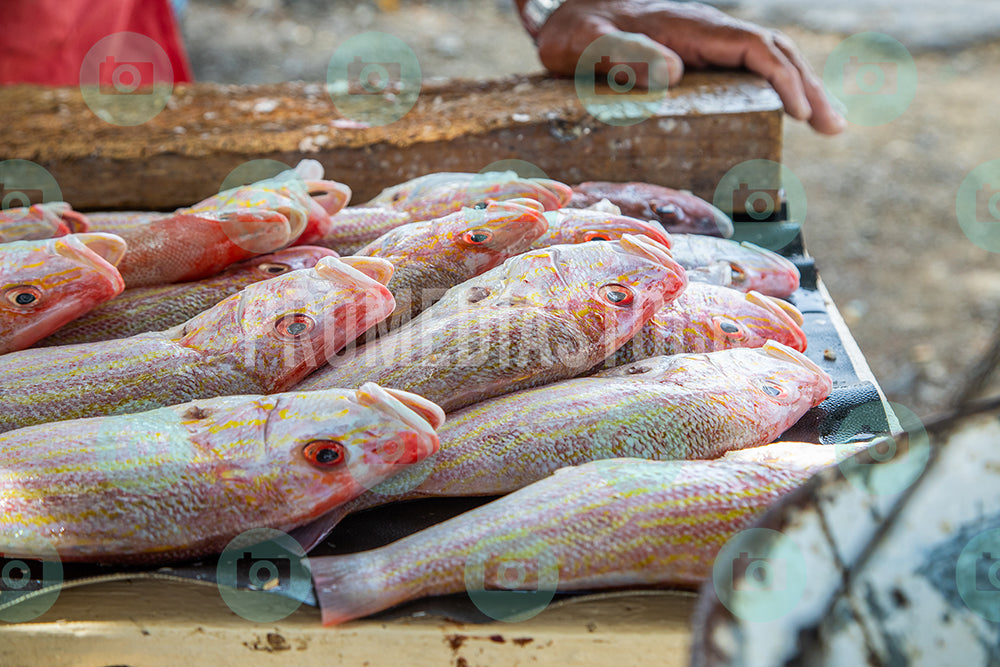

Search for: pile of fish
xmin=0 ymin=160 xmax=840 ymax=626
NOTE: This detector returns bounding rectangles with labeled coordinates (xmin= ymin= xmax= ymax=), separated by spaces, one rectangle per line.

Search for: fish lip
xmin=53 ymin=233 xmax=128 ymax=289
xmin=618 ymin=233 xmax=676 ymax=269
xmin=709 ymin=203 xmax=734 ymax=238
xmin=484 ymin=200 xmax=549 ymax=243
xmin=497 ymin=197 xmax=546 ymax=214
xmin=760 ymin=340 xmax=832 ymax=397
xmin=532 ymin=179 xmax=574 ymax=209
xmin=745 ymin=290 xmax=808 ymax=351
xmin=738 ymin=241 xmax=801 ymax=290
xmin=325 ymin=256 xmax=395 ymax=287
xmin=356 ymin=382 xmax=443 ymax=439
xmin=305 ymin=181 xmax=353 ymax=215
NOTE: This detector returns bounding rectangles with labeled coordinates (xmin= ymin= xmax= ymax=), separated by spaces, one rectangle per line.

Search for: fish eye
xmin=598 ymin=284 xmax=634 ymax=306
xmin=4 ymin=285 xmax=42 ymax=308
xmin=275 ymin=313 xmax=315 ymax=338
xmin=729 ymin=262 xmax=747 ymax=284
xmin=473 ymin=202 xmax=489 ymax=210
xmin=258 ymin=262 xmax=292 ymax=276
xmin=761 ymin=382 xmax=787 ymax=398
xmin=467 ymin=286 xmax=491 ymax=303
xmin=654 ymin=203 xmax=679 ymax=219
xmin=712 ymin=316 xmax=747 ymax=340
xmin=627 ymin=365 xmax=650 ymax=375
xmin=463 ymin=229 xmax=494 ymax=245
xmin=303 ymin=440 xmax=347 ymax=467
xmin=583 ymin=231 xmax=611 ymax=242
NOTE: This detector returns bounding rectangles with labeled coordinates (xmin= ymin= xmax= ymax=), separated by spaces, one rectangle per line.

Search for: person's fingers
xmin=536 ymin=16 xmax=685 ymax=89
xmin=772 ymin=32 xmax=847 ymax=135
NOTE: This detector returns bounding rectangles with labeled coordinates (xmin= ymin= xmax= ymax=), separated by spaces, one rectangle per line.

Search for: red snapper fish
xmin=607 ymin=282 xmax=807 ymax=367
xmin=364 ymin=171 xmax=573 ymax=222
xmin=36 ymin=246 xmax=340 ymax=346
xmin=669 ymin=234 xmax=801 ymax=297
xmin=0 ymin=256 xmax=395 ymax=432
xmin=0 ymin=233 xmax=126 ymax=354
xmin=0 ymin=383 xmax=443 ymax=564
xmin=297 ymin=235 xmax=688 ymax=412
xmin=569 ymin=181 xmax=734 ymax=237
xmin=0 ymin=202 xmax=90 ymax=243
xmin=356 ymin=199 xmax=549 ymax=326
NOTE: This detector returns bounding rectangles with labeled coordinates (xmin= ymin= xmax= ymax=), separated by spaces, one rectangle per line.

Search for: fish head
xmin=0 ymin=233 xmax=126 ymax=353
xmin=257 ymin=384 xmax=442 ymax=518
xmin=570 ymin=182 xmax=733 ymax=237
xmin=367 ymin=171 xmax=573 ymax=220
xmin=653 ymin=284 xmax=807 ymax=353
xmin=188 ymin=182 xmax=311 ymax=245
xmin=241 ymin=245 xmax=341 ymax=280
xmin=190 ymin=256 xmax=395 ymax=388
xmin=722 ymin=242 xmax=801 ymax=297
xmin=445 ymin=234 xmax=687 ymax=356
xmin=536 ymin=209 xmax=673 ymax=248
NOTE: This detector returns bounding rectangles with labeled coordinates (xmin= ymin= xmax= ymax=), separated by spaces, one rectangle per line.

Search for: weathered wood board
xmin=0 ymin=72 xmax=782 ymax=210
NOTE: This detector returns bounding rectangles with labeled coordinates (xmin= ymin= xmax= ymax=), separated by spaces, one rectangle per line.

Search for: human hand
xmin=521 ymin=0 xmax=846 ymax=135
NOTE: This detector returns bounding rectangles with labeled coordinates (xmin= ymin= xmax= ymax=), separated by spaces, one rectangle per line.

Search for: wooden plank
xmin=0 ymin=580 xmax=696 ymax=667
xmin=0 ymin=72 xmax=782 ymax=210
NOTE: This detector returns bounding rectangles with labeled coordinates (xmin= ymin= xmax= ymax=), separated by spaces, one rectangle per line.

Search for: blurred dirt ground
xmin=180 ymin=1 xmax=1000 ymax=417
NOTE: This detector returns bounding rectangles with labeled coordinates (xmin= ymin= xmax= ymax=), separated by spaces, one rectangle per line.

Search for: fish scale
xmin=312 ymin=456 xmax=825 ymax=626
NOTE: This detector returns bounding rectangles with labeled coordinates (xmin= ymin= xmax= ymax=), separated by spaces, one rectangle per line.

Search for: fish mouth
xmin=759 ymin=340 xmax=832 ymax=397
xmin=738 ymin=242 xmax=801 ymax=294
xmin=54 ymin=233 xmax=128 ymax=290
xmin=709 ymin=203 xmax=734 ymax=238
xmin=356 ymin=382 xmax=444 ymax=439
xmin=319 ymin=256 xmax=394 ymax=287
xmin=484 ymin=199 xmax=549 ymax=246
xmin=530 ymin=179 xmax=574 ymax=210
xmin=745 ymin=291 xmax=807 ymax=351
xmin=619 ymin=233 xmax=676 ymax=269
xmin=305 ymin=180 xmax=353 ymax=216
xmin=620 ymin=218 xmax=672 ymax=249
xmin=499 ymin=197 xmax=546 ymax=214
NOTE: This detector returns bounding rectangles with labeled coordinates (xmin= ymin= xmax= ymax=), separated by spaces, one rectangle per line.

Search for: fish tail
xmin=311 ymin=553 xmax=409 ymax=626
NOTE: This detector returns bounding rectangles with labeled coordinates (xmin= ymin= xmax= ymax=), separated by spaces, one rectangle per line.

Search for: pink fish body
xmin=312 ymin=456 xmax=820 ymax=626
xmin=608 ymin=282 xmax=807 ymax=367
xmin=0 ymin=233 xmax=126 ymax=354
xmin=569 ymin=181 xmax=734 ymax=237
xmin=669 ymin=234 xmax=800 ymax=297
xmin=0 ymin=383 xmax=443 ymax=564
xmin=296 ymin=234 xmax=688 ymax=412
xmin=357 ymin=199 xmax=549 ymax=326
xmin=115 ymin=208 xmax=297 ymax=288
xmin=0 ymin=256 xmax=395 ymax=432
xmin=37 ymin=246 xmax=340 ymax=346
xmin=530 ymin=208 xmax=673 ymax=249
xmin=0 ymin=202 xmax=90 ymax=243
xmin=365 ymin=171 xmax=573 ymax=222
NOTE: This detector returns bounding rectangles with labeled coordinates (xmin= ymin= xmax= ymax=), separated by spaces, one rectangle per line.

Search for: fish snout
xmin=320 ymin=256 xmax=395 ymax=288
xmin=356 ymin=383 xmax=443 ymax=458
xmin=306 ymin=180 xmax=353 ymax=216
xmin=745 ymin=291 xmax=807 ymax=352
xmin=216 ymin=208 xmax=294 ymax=254
xmin=738 ymin=242 xmax=801 ymax=297
xmin=708 ymin=203 xmax=734 ymax=238
xmin=54 ymin=233 xmax=128 ymax=291
xmin=759 ymin=340 xmax=832 ymax=402
xmin=619 ymin=234 xmax=687 ymax=295
xmin=530 ymin=179 xmax=574 ymax=210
